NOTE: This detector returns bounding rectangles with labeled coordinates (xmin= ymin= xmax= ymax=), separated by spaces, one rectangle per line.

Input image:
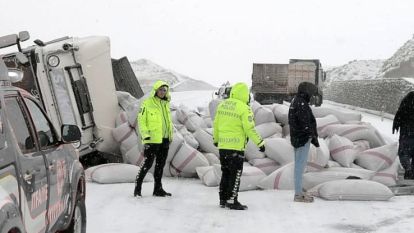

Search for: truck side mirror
xmin=18 ymin=31 xmax=30 ymax=42
xmin=61 ymin=124 xmax=81 ymax=143
xmin=0 ymin=34 xmax=18 ymax=49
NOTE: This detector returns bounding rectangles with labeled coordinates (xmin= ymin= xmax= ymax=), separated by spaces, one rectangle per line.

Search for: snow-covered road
xmin=86 ymin=91 xmax=413 ymax=233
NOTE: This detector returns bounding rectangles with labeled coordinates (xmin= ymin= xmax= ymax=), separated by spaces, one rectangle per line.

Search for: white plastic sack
xmin=203 ymin=152 xmax=220 ymax=165
xmin=120 ymin=132 xmax=139 ymax=156
xmin=255 ymin=122 xmax=283 ymax=139
xmin=257 ymin=163 xmax=294 ymax=190
xmin=264 ymin=138 xmax=294 ymax=165
xmin=306 ymin=139 xmax=330 ymax=172
xmin=244 ymin=140 xmax=266 ymax=161
xmin=328 ymin=134 xmax=357 ymax=167
xmin=193 ymin=128 xmax=219 ymax=156
xmin=85 ymin=163 xmax=153 ymax=184
xmin=321 ymin=124 xmax=385 ymax=148
xmin=176 ymin=107 xmax=207 ymax=132
xmin=213 ymin=164 xmax=266 ymax=191
xmin=353 ymin=140 xmax=371 ymax=152
xmin=303 ymin=168 xmax=375 ymax=191
xmin=311 ymin=107 xmax=362 ymax=123
xmin=170 ymin=143 xmax=209 ymax=177
xmin=249 ymin=158 xmax=281 ymax=175
xmin=112 ymin=122 xmax=135 ymax=143
xmin=272 ymin=104 xmax=289 ymax=125
xmin=176 ymin=124 xmax=199 ymax=149
xmin=115 ymin=111 xmax=128 ymax=127
xmin=253 ymin=106 xmax=276 ymax=125
xmin=196 ymin=166 xmax=219 ymax=187
xmin=316 ymin=114 xmax=341 ymax=136
xmin=355 ymin=143 xmax=398 ymax=172
xmin=317 ymin=180 xmax=394 ymax=201
xmin=372 ymin=157 xmax=400 ymax=186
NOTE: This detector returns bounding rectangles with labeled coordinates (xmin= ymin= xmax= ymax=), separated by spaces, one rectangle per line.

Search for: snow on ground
xmin=86 ymin=91 xmax=413 ymax=233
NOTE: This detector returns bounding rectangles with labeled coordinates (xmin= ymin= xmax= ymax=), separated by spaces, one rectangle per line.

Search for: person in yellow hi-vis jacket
xmin=134 ymin=80 xmax=173 ymax=197
xmin=213 ymin=82 xmax=265 ymax=210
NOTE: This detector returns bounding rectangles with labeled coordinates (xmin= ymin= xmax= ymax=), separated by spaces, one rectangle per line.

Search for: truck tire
xmin=63 ymin=195 xmax=86 ymax=233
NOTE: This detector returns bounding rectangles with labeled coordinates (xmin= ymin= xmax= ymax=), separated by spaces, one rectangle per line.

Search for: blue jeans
xmin=294 ymin=141 xmax=310 ymax=196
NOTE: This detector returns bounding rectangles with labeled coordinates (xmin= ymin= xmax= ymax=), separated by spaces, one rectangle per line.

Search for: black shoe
xmin=225 ymin=200 xmax=248 ymax=210
xmin=134 ymin=185 xmax=142 ymax=197
xmin=220 ymin=200 xmax=227 ymax=208
xmin=153 ymin=188 xmax=172 ymax=197
xmin=404 ymin=170 xmax=414 ymax=180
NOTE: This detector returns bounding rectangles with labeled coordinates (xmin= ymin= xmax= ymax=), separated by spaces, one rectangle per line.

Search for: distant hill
xmin=130 ymin=59 xmax=216 ymax=93
xmin=325 ymin=59 xmax=384 ymax=83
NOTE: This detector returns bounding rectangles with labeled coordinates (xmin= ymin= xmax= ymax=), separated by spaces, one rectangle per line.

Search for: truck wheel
xmin=63 ymin=196 xmax=86 ymax=233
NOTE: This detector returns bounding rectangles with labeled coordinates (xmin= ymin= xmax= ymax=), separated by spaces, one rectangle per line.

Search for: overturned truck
xmin=0 ymin=31 xmax=143 ymax=162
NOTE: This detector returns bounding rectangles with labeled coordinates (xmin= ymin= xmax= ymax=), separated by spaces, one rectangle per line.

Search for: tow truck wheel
xmin=63 ymin=195 xmax=86 ymax=233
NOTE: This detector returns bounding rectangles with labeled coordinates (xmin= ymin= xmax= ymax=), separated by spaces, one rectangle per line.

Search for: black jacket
xmin=393 ymin=91 xmax=414 ymax=141
xmin=288 ymin=82 xmax=319 ymax=148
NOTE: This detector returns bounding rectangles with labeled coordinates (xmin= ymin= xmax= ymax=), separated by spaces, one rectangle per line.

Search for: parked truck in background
xmin=0 ymin=31 xmax=143 ymax=165
xmin=251 ymin=59 xmax=326 ymax=106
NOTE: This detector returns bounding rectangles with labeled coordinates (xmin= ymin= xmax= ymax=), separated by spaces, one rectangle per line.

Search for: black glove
xmin=311 ymin=136 xmax=320 ymax=148
xmin=213 ymin=142 xmax=218 ymax=147
xmin=143 ymin=137 xmax=150 ymax=140
xmin=259 ymin=145 xmax=265 ymax=152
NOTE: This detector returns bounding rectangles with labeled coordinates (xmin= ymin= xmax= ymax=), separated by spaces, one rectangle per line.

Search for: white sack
xmin=257 ymin=163 xmax=294 ymax=190
xmin=317 ymin=180 xmax=394 ymax=201
xmin=213 ymin=164 xmax=266 ymax=191
xmin=321 ymin=124 xmax=385 ymax=148
xmin=303 ymin=168 xmax=374 ymax=191
xmin=176 ymin=124 xmax=199 ymax=149
xmin=249 ymin=158 xmax=281 ymax=175
xmin=120 ymin=132 xmax=139 ymax=156
xmin=115 ymin=111 xmax=128 ymax=127
xmin=328 ymin=134 xmax=357 ymax=167
xmin=353 ymin=140 xmax=371 ymax=152
xmin=253 ymin=106 xmax=276 ymax=125
xmin=311 ymin=107 xmax=362 ymax=123
xmin=245 ymin=140 xmax=266 ymax=161
xmin=316 ymin=114 xmax=341 ymax=136
xmin=203 ymin=152 xmax=220 ymax=165
xmin=112 ymin=122 xmax=135 ymax=143
xmin=306 ymin=139 xmax=330 ymax=172
xmin=193 ymin=128 xmax=219 ymax=156
xmin=196 ymin=166 xmax=219 ymax=187
xmin=177 ymin=106 xmax=207 ymax=132
xmin=355 ymin=143 xmax=398 ymax=172
xmin=272 ymin=104 xmax=289 ymax=125
xmin=255 ymin=122 xmax=283 ymax=139
xmin=170 ymin=143 xmax=209 ymax=177
xmin=85 ymin=163 xmax=153 ymax=184
xmin=264 ymin=138 xmax=294 ymax=165
xmin=372 ymin=157 xmax=400 ymax=186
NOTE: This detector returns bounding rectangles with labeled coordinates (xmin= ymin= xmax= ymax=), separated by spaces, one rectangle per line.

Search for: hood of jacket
xmin=150 ymin=80 xmax=171 ymax=101
xmin=229 ymin=82 xmax=249 ymax=104
xmin=297 ymin=82 xmax=318 ymax=103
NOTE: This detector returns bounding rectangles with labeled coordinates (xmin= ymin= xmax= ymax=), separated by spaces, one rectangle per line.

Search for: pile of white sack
xmin=92 ymin=92 xmax=398 ymax=201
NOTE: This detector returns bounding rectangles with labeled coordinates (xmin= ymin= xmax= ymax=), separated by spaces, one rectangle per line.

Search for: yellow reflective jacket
xmin=213 ymin=82 xmax=264 ymax=151
xmin=137 ymin=81 xmax=173 ymax=144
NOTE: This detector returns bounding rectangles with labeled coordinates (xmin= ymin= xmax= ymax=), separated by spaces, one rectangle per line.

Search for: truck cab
xmin=0 ymin=56 xmax=86 ymax=232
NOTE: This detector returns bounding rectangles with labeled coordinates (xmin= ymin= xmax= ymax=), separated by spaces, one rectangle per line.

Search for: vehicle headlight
xmin=47 ymin=55 xmax=60 ymax=67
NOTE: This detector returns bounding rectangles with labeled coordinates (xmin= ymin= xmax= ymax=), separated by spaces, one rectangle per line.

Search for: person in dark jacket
xmin=393 ymin=91 xmax=414 ymax=180
xmin=288 ymin=82 xmax=320 ymax=203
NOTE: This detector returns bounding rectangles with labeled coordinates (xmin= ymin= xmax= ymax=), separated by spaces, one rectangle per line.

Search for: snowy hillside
xmin=130 ymin=59 xmax=216 ymax=93
xmin=325 ymin=59 xmax=384 ymax=83
xmin=380 ymin=36 xmax=414 ymax=77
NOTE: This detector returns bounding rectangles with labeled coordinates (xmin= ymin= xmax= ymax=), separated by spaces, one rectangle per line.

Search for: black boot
xmin=134 ymin=185 xmax=142 ymax=197
xmin=153 ymin=188 xmax=172 ymax=197
xmin=225 ymin=199 xmax=248 ymax=210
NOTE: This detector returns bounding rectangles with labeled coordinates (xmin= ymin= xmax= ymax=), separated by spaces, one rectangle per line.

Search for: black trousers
xmin=398 ymin=138 xmax=414 ymax=174
xmin=136 ymin=138 xmax=169 ymax=190
xmin=219 ymin=149 xmax=244 ymax=203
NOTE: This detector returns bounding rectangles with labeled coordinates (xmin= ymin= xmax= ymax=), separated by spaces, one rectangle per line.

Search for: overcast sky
xmin=1 ymin=0 xmax=414 ymax=87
